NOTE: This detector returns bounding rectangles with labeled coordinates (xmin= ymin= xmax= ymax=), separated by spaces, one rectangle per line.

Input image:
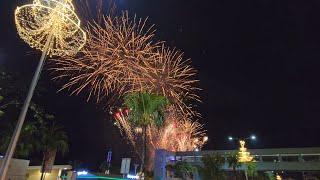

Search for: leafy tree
xmin=0 ymin=121 xmax=37 ymax=158
xmin=0 ymin=67 xmax=56 ymax=160
xmin=197 ymin=154 xmax=226 ymax=180
xmin=38 ymin=121 xmax=68 ymax=180
xmin=0 ymin=103 xmax=55 ymax=158
xmin=124 ymin=92 xmax=169 ymax=127
xmin=227 ymin=152 xmax=241 ymax=180
xmin=124 ymin=91 xmax=169 ymax=172
xmin=166 ymin=161 xmax=196 ymax=179
xmin=245 ymin=162 xmax=258 ymax=179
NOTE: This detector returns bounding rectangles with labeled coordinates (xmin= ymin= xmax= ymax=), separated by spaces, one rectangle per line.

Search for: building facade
xmin=154 ymin=147 xmax=320 ymax=180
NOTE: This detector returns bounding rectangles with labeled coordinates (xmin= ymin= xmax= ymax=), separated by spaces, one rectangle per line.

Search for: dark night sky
xmin=1 ymin=0 xmax=320 ymax=169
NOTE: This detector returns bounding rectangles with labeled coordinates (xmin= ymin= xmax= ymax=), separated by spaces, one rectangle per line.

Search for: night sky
xmin=1 ymin=0 xmax=320 ymax=169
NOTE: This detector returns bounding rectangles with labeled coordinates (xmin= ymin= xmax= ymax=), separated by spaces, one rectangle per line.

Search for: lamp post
xmin=0 ymin=0 xmax=86 ymax=178
xmin=228 ymin=135 xmax=257 ymax=142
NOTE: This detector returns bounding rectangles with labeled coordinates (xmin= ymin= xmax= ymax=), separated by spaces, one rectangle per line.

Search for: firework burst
xmin=132 ymin=46 xmax=200 ymax=116
xmin=51 ymin=11 xmax=158 ymax=101
xmin=113 ymin=106 xmax=206 ymax=152
xmin=148 ymin=106 xmax=207 ymax=152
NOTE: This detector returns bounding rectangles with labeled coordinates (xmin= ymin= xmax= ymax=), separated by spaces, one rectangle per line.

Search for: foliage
xmin=37 ymin=121 xmax=69 ymax=155
xmin=0 ymin=67 xmax=47 ymax=118
xmin=0 ymin=104 xmax=55 ymax=158
xmin=197 ymin=154 xmax=226 ymax=180
xmin=166 ymin=161 xmax=196 ymax=178
xmin=38 ymin=120 xmax=68 ymax=180
xmin=227 ymin=152 xmax=241 ymax=171
xmin=245 ymin=162 xmax=258 ymax=178
xmin=226 ymin=152 xmax=241 ymax=180
xmin=123 ymin=91 xmax=169 ymax=172
xmin=0 ymin=121 xmax=37 ymax=158
xmin=124 ymin=91 xmax=169 ymax=127
xmin=265 ymin=172 xmax=276 ymax=180
xmin=0 ymin=67 xmax=59 ymax=159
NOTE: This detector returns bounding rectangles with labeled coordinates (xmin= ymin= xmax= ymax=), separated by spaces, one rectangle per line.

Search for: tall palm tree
xmin=38 ymin=122 xmax=68 ymax=180
xmin=227 ymin=152 xmax=241 ymax=180
xmin=124 ymin=91 xmax=169 ymax=173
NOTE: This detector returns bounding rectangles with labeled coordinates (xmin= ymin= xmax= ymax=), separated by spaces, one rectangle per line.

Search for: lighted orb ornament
xmin=15 ymin=0 xmax=86 ymax=56
xmin=0 ymin=0 xmax=86 ymax=178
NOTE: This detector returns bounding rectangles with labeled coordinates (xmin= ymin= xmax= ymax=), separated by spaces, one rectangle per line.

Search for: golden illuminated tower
xmin=0 ymin=0 xmax=86 ymax=178
xmin=238 ymin=140 xmax=253 ymax=163
xmin=276 ymin=174 xmax=282 ymax=180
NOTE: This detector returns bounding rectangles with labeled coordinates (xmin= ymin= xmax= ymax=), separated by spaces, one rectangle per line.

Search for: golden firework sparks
xmin=113 ymin=105 xmax=206 ymax=152
xmin=51 ymin=12 xmax=158 ymax=101
xmin=132 ymin=46 xmax=200 ymax=116
xmin=149 ymin=106 xmax=207 ymax=152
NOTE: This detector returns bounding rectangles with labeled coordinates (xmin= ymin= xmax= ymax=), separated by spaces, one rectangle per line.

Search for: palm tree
xmin=38 ymin=122 xmax=68 ymax=180
xmin=124 ymin=91 xmax=169 ymax=173
xmin=227 ymin=152 xmax=241 ymax=180
xmin=197 ymin=154 xmax=226 ymax=180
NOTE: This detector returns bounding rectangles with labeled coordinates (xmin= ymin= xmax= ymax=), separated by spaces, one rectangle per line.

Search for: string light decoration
xmin=238 ymin=140 xmax=253 ymax=163
xmin=15 ymin=0 xmax=86 ymax=56
xmin=0 ymin=0 xmax=86 ymax=178
xmin=51 ymin=12 xmax=158 ymax=101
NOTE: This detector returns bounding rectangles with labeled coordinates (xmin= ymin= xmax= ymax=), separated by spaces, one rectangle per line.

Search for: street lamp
xmin=228 ymin=134 xmax=257 ymax=142
xmin=0 ymin=0 xmax=86 ymax=178
xmin=250 ymin=135 xmax=257 ymax=141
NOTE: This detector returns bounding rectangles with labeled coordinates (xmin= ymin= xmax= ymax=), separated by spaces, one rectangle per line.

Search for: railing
xmin=171 ymin=147 xmax=320 ymax=171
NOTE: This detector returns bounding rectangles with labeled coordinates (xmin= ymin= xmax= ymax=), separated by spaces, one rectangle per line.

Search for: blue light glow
xmin=77 ymin=170 xmax=88 ymax=176
xmin=127 ymin=174 xmax=139 ymax=179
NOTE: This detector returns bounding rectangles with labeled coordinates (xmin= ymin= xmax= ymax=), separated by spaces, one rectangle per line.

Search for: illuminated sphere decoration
xmin=1 ymin=0 xmax=86 ymax=178
xmin=15 ymin=0 xmax=86 ymax=56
